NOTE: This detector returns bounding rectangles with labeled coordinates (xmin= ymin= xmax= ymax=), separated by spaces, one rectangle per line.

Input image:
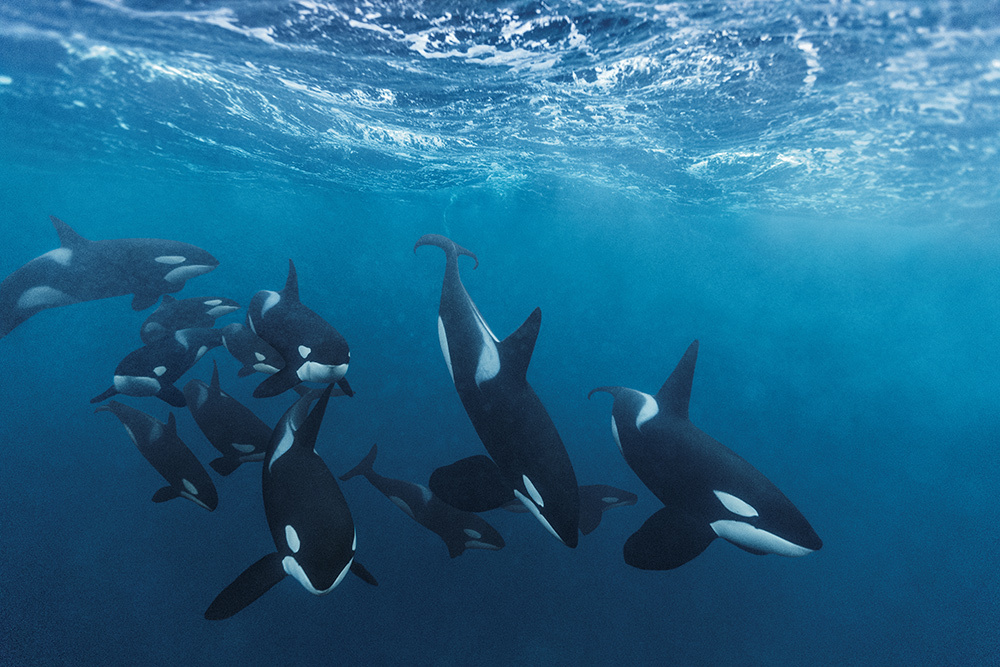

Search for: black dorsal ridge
xmin=656 ymin=340 xmax=699 ymax=420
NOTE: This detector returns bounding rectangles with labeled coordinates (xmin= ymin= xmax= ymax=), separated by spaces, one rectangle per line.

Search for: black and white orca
xmin=91 ymin=327 xmax=222 ymax=407
xmin=429 ymin=454 xmax=637 ymax=536
xmin=219 ymin=322 xmax=285 ymax=378
xmin=141 ymin=295 xmax=239 ymax=344
xmin=95 ymin=400 xmax=218 ymax=511
xmin=204 ymin=386 xmax=376 ymax=621
xmin=589 ymin=340 xmax=823 ymax=570
xmin=415 ymin=234 xmax=580 ymax=547
xmin=340 ymin=444 xmax=505 ymax=558
xmin=245 ymin=260 xmax=352 ymax=399
xmin=183 ymin=361 xmax=272 ymax=476
xmin=0 ymin=216 xmax=218 ymax=338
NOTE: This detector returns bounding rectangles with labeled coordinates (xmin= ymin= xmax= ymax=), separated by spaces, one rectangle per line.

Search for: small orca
xmin=0 ymin=216 xmax=218 ymax=338
xmin=340 ymin=444 xmax=505 ymax=558
xmin=429 ymin=455 xmax=637 ymax=536
xmin=183 ymin=360 xmax=272 ymax=476
xmin=245 ymin=260 xmax=353 ymax=399
xmin=220 ymin=322 xmax=285 ymax=378
xmin=141 ymin=295 xmax=240 ymax=344
xmin=95 ymin=400 xmax=218 ymax=511
xmin=415 ymin=234 xmax=580 ymax=547
xmin=589 ymin=340 xmax=823 ymax=570
xmin=204 ymin=386 xmax=376 ymax=621
xmin=91 ymin=327 xmax=222 ymax=407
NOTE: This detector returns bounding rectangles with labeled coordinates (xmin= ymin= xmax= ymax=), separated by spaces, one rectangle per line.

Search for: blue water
xmin=1 ymin=0 xmax=999 ymax=664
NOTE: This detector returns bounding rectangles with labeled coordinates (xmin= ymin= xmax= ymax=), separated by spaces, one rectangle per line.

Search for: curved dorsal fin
xmin=656 ymin=340 xmax=699 ymax=419
xmin=210 ymin=360 xmax=220 ymax=390
xmin=296 ymin=384 xmax=333 ymax=452
xmin=500 ymin=307 xmax=541 ymax=380
xmin=166 ymin=412 xmax=178 ymax=435
xmin=283 ymin=259 xmax=299 ymax=301
xmin=50 ymin=216 xmax=88 ymax=248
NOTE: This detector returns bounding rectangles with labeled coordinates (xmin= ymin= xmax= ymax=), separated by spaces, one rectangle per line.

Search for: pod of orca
xmin=1 ymin=217 xmax=822 ymax=620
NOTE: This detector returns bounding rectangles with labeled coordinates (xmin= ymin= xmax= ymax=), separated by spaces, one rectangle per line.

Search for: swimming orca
xmin=245 ymin=260 xmax=353 ymax=399
xmin=415 ymin=234 xmax=580 ymax=547
xmin=183 ymin=361 xmax=273 ymax=476
xmin=91 ymin=327 xmax=222 ymax=407
xmin=589 ymin=340 xmax=823 ymax=570
xmin=220 ymin=322 xmax=285 ymax=378
xmin=141 ymin=295 xmax=240 ymax=344
xmin=95 ymin=400 xmax=218 ymax=511
xmin=204 ymin=386 xmax=376 ymax=621
xmin=0 ymin=216 xmax=218 ymax=339
xmin=340 ymin=444 xmax=505 ymax=558
xmin=429 ymin=454 xmax=637 ymax=536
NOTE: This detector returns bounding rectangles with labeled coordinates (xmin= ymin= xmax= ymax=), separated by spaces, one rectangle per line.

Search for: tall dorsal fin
xmin=283 ymin=259 xmax=299 ymax=301
xmin=210 ymin=360 xmax=220 ymax=390
xmin=296 ymin=384 xmax=333 ymax=452
xmin=50 ymin=216 xmax=88 ymax=248
xmin=656 ymin=340 xmax=699 ymax=419
xmin=500 ymin=307 xmax=541 ymax=380
xmin=166 ymin=412 xmax=178 ymax=435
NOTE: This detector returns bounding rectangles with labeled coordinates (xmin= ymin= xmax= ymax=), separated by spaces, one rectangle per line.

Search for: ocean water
xmin=1 ymin=0 xmax=999 ymax=664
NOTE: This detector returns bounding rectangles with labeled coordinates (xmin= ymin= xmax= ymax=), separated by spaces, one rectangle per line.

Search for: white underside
xmin=465 ymin=540 xmax=501 ymax=550
xmin=710 ymin=520 xmax=815 ymax=557
xmin=513 ymin=489 xmax=563 ymax=544
xmin=296 ymin=361 xmax=348 ymax=383
xmin=17 ymin=285 xmax=73 ymax=309
xmin=164 ymin=264 xmax=214 ymax=283
xmin=114 ymin=375 xmax=160 ymax=397
xmin=437 ymin=316 xmax=454 ymax=382
xmin=179 ymin=489 xmax=210 ymax=511
xmin=282 ymin=555 xmax=353 ymax=596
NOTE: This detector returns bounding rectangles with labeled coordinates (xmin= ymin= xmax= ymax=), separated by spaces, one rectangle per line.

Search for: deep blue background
xmin=2 ymin=1 xmax=999 ymax=664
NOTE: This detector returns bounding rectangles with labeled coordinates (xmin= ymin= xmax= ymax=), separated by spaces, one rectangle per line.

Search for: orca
xmin=340 ymin=444 xmax=505 ymax=558
xmin=91 ymin=327 xmax=222 ymax=407
xmin=220 ymin=322 xmax=285 ymax=378
xmin=141 ymin=295 xmax=240 ymax=344
xmin=204 ymin=385 xmax=376 ymax=621
xmin=429 ymin=454 xmax=637 ymax=536
xmin=245 ymin=260 xmax=353 ymax=399
xmin=183 ymin=360 xmax=273 ymax=476
xmin=589 ymin=340 xmax=823 ymax=570
xmin=95 ymin=400 xmax=218 ymax=511
xmin=415 ymin=233 xmax=580 ymax=547
xmin=0 ymin=216 xmax=218 ymax=338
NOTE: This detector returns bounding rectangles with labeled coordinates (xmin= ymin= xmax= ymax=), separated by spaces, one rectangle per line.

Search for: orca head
xmin=202 ymin=297 xmax=240 ymax=319
xmin=281 ymin=526 xmax=356 ymax=595
xmin=294 ymin=339 xmax=350 ymax=384
xmin=512 ymin=473 xmax=580 ymax=548
xmin=152 ymin=242 xmax=219 ymax=285
xmin=178 ymin=475 xmax=219 ymax=512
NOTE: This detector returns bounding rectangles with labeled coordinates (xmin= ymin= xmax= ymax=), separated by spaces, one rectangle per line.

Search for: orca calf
xmin=204 ymin=386 xmax=376 ymax=621
xmin=415 ymin=233 xmax=580 ymax=547
xmin=141 ymin=295 xmax=239 ymax=344
xmin=0 ymin=216 xmax=218 ymax=338
xmin=220 ymin=322 xmax=285 ymax=378
xmin=340 ymin=444 xmax=505 ymax=558
xmin=429 ymin=455 xmax=637 ymax=536
xmin=91 ymin=327 xmax=222 ymax=407
xmin=183 ymin=361 xmax=272 ymax=476
xmin=95 ymin=400 xmax=218 ymax=511
xmin=589 ymin=341 xmax=823 ymax=570
xmin=245 ymin=260 xmax=352 ymax=399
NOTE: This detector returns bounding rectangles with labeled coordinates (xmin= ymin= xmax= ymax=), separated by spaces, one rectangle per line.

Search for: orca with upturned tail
xmin=220 ymin=322 xmax=285 ymax=378
xmin=589 ymin=340 xmax=822 ymax=570
xmin=141 ymin=295 xmax=239 ymax=344
xmin=415 ymin=234 xmax=580 ymax=547
xmin=90 ymin=327 xmax=222 ymax=407
xmin=95 ymin=400 xmax=218 ymax=511
xmin=340 ymin=444 xmax=505 ymax=558
xmin=183 ymin=360 xmax=273 ymax=476
xmin=204 ymin=385 xmax=376 ymax=621
xmin=0 ymin=216 xmax=218 ymax=339
xmin=245 ymin=260 xmax=353 ymax=399
xmin=429 ymin=454 xmax=637 ymax=536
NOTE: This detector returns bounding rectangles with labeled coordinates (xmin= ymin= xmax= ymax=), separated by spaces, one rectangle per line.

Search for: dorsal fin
xmin=210 ymin=360 xmax=220 ymax=390
xmin=296 ymin=384 xmax=333 ymax=452
xmin=166 ymin=412 xmax=178 ymax=435
xmin=283 ymin=259 xmax=299 ymax=301
xmin=50 ymin=216 xmax=88 ymax=248
xmin=500 ymin=307 xmax=541 ymax=379
xmin=656 ymin=340 xmax=698 ymax=419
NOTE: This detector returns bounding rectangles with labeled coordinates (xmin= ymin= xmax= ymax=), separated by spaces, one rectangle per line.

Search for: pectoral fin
xmin=623 ymin=507 xmax=716 ymax=570
xmin=204 ymin=552 xmax=286 ymax=620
